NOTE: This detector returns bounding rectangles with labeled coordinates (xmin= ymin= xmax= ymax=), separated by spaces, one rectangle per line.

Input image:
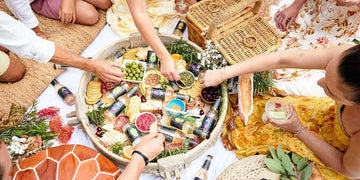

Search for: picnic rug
xmin=0 ymin=1 xmax=106 ymax=121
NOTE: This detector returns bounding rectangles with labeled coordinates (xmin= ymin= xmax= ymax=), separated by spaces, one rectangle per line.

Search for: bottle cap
xmin=213 ymin=98 xmax=221 ymax=110
xmin=207 ymin=155 xmax=213 ymax=160
xmin=51 ymin=79 xmax=59 ymax=86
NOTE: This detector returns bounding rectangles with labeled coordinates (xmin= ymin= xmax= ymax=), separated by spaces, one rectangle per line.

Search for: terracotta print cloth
xmin=106 ymin=0 xmax=178 ymax=37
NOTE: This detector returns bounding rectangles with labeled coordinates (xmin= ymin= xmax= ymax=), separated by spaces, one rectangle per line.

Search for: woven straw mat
xmin=0 ymin=1 xmax=106 ymax=121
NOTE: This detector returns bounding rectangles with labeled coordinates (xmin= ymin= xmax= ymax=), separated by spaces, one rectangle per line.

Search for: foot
xmin=32 ymin=26 xmax=48 ymax=39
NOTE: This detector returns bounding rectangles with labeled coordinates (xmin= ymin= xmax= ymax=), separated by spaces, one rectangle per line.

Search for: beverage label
xmin=200 ymin=116 xmax=216 ymax=136
xmin=150 ymin=88 xmax=166 ymax=100
xmin=147 ymin=50 xmax=158 ymax=66
xmin=108 ymin=100 xmax=126 ymax=117
xmin=163 ymin=133 xmax=174 ymax=142
xmin=125 ymin=125 xmax=142 ymax=143
xmin=159 ymin=125 xmax=177 ymax=135
xmin=188 ymin=63 xmax=201 ymax=77
xmin=170 ymin=117 xmax=185 ymax=130
xmin=174 ymin=19 xmax=187 ymax=33
xmin=108 ymin=84 xmax=128 ymax=99
xmin=57 ymin=87 xmax=73 ymax=99
xmin=202 ymin=159 xmax=211 ymax=170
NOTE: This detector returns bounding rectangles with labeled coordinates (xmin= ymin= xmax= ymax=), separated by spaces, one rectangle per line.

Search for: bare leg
xmin=75 ymin=0 xmax=99 ymax=25
xmin=0 ymin=56 xmax=26 ymax=83
xmin=83 ymin=0 xmax=112 ymax=10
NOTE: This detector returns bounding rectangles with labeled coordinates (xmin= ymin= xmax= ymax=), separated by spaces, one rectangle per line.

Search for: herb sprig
xmin=155 ymin=138 xmax=190 ymax=160
xmin=264 ymin=145 xmax=313 ymax=180
xmin=166 ymin=40 xmax=199 ymax=64
xmin=86 ymin=107 xmax=108 ymax=127
xmin=253 ymin=71 xmax=274 ymax=96
xmin=0 ymin=101 xmax=57 ymax=144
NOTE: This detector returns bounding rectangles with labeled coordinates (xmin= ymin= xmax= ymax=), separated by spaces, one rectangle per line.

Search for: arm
xmin=0 ymin=11 xmax=124 ymax=82
xmin=270 ymin=106 xmax=360 ymax=178
xmin=275 ymin=0 xmax=306 ymax=31
xmin=118 ymin=133 xmax=165 ymax=179
xmin=201 ymin=45 xmax=355 ymax=88
xmin=126 ymin=0 xmax=180 ymax=81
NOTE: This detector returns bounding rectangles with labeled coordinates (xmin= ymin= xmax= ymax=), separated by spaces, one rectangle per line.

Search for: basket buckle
xmin=207 ymin=2 xmax=221 ymax=13
xmin=243 ymin=36 xmax=257 ymax=49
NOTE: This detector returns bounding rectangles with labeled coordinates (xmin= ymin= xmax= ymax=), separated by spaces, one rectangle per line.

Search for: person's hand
xmin=159 ymin=55 xmax=180 ymax=81
xmin=336 ymin=0 xmax=360 ymax=6
xmin=268 ymin=104 xmax=303 ymax=133
xmin=274 ymin=5 xmax=301 ymax=32
xmin=90 ymin=59 xmax=125 ymax=83
xmin=136 ymin=133 xmax=165 ymax=161
xmin=200 ymin=68 xmax=226 ymax=88
xmin=32 ymin=26 xmax=48 ymax=39
xmin=59 ymin=0 xmax=76 ymax=24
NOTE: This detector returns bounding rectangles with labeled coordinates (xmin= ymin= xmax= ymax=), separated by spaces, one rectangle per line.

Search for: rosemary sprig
xmin=155 ymin=138 xmax=190 ymax=160
xmin=253 ymin=71 xmax=274 ymax=96
xmin=86 ymin=107 xmax=108 ymax=127
xmin=166 ymin=40 xmax=199 ymax=64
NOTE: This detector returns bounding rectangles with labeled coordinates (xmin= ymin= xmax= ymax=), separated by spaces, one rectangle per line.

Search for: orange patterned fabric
xmin=224 ymin=96 xmax=351 ymax=180
xmin=10 ymin=144 xmax=121 ymax=180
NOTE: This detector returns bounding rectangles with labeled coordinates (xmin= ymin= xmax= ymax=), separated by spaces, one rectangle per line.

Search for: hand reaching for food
xmin=200 ymin=69 xmax=226 ymax=88
xmin=136 ymin=133 xmax=165 ymax=161
xmin=159 ymin=55 xmax=180 ymax=81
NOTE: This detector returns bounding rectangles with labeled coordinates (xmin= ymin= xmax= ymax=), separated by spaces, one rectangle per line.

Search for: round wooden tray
xmin=75 ymin=33 xmax=228 ymax=179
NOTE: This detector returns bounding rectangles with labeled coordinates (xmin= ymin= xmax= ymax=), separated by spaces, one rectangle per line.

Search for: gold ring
xmin=242 ymin=36 xmax=257 ymax=49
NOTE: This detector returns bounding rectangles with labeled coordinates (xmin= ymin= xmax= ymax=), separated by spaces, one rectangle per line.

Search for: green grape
xmin=125 ymin=62 xmax=130 ymax=67
xmin=129 ymin=73 xmax=133 ymax=77
xmin=135 ymin=74 xmax=139 ymax=77
xmin=126 ymin=69 xmax=131 ymax=73
xmin=132 ymin=64 xmax=137 ymax=69
xmin=137 ymin=78 xmax=142 ymax=81
xmin=132 ymin=70 xmax=136 ymax=74
xmin=140 ymin=72 xmax=144 ymax=76
xmin=131 ymin=61 xmax=136 ymax=65
xmin=136 ymin=69 xmax=141 ymax=73
xmin=132 ymin=77 xmax=137 ymax=80
xmin=138 ymin=64 xmax=143 ymax=68
xmin=140 ymin=66 xmax=144 ymax=71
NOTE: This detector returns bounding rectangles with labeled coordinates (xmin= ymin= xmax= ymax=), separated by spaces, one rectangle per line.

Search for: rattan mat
xmin=0 ymin=1 xmax=106 ymax=120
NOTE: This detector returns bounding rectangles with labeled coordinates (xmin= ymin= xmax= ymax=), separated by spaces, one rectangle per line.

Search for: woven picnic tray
xmin=75 ymin=33 xmax=228 ymax=179
xmin=187 ymin=0 xmax=282 ymax=64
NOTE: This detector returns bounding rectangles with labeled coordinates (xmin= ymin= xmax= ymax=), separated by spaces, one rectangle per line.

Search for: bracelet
xmin=132 ymin=150 xmax=149 ymax=166
xmin=294 ymin=126 xmax=306 ymax=136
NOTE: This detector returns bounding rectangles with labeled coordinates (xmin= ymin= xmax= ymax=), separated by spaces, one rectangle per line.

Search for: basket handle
xmin=206 ymin=0 xmax=262 ymax=39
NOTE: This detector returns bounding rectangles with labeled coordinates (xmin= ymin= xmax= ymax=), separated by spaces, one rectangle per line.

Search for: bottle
xmin=194 ymin=98 xmax=221 ymax=139
xmin=146 ymin=88 xmax=191 ymax=102
xmin=188 ymin=63 xmax=201 ymax=77
xmin=194 ymin=155 xmax=213 ymax=180
xmin=169 ymin=116 xmax=201 ymax=136
xmin=173 ymin=19 xmax=187 ymax=36
xmin=169 ymin=81 xmax=179 ymax=92
xmin=103 ymin=85 xmax=138 ymax=123
xmin=51 ymin=79 xmax=76 ymax=106
xmin=123 ymin=123 xmax=142 ymax=146
xmin=146 ymin=50 xmax=159 ymax=71
xmin=158 ymin=125 xmax=198 ymax=147
xmin=114 ymin=48 xmax=127 ymax=59
xmin=53 ymin=64 xmax=67 ymax=70
xmin=227 ymin=77 xmax=235 ymax=92
xmin=94 ymin=83 xmax=129 ymax=107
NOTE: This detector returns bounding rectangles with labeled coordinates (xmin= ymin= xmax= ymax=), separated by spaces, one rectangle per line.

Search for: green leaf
xmin=280 ymin=177 xmax=291 ymax=180
xmin=297 ymin=157 xmax=308 ymax=172
xmin=281 ymin=154 xmax=297 ymax=176
xmin=269 ymin=146 xmax=278 ymax=160
xmin=290 ymin=176 xmax=297 ymax=180
xmin=264 ymin=158 xmax=286 ymax=175
xmin=277 ymin=145 xmax=286 ymax=161
xmin=300 ymin=163 xmax=313 ymax=180
xmin=292 ymin=153 xmax=300 ymax=165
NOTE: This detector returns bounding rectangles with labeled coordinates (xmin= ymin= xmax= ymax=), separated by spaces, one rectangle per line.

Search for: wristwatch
xmin=132 ymin=150 xmax=149 ymax=166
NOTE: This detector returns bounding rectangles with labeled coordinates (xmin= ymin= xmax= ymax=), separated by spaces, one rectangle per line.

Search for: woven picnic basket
xmin=186 ymin=0 xmax=281 ymax=64
xmin=76 ymin=33 xmax=228 ymax=179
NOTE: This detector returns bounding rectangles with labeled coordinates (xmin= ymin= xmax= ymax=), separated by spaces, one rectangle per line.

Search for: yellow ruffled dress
xmin=106 ymin=0 xmax=178 ymax=37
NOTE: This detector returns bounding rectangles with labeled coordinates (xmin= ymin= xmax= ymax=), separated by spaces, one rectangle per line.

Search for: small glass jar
xmin=265 ymin=97 xmax=292 ymax=121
